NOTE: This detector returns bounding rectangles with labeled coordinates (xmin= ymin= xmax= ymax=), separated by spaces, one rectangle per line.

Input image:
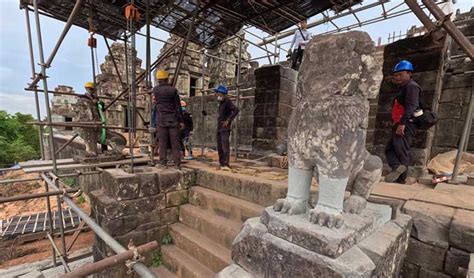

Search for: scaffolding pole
xmin=172 ymin=0 xmax=201 ymax=87
xmin=146 ymin=0 xmax=155 ymax=165
xmin=421 ymin=0 xmax=474 ymax=60
xmin=233 ymin=36 xmax=243 ymax=161
xmin=28 ymin=0 xmax=85 ymax=89
xmin=452 ymin=87 xmax=474 ymax=182
xmin=24 ymin=7 xmax=45 ymax=160
xmin=32 ymin=0 xmax=79 ymax=267
xmin=60 ymin=241 xmax=158 ymax=278
xmin=41 ymin=173 xmax=156 ymax=278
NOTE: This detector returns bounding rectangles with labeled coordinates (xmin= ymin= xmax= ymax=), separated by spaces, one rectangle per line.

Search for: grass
xmin=180 ymin=195 xmax=189 ymax=205
xmin=152 ymin=250 xmax=162 ymax=267
xmin=63 ymin=177 xmax=77 ymax=187
xmin=76 ymin=194 xmax=86 ymax=204
xmin=162 ymin=233 xmax=172 ymax=245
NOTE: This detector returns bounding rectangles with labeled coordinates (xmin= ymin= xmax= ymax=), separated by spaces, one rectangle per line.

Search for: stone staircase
xmin=159 ymin=167 xmax=287 ymax=277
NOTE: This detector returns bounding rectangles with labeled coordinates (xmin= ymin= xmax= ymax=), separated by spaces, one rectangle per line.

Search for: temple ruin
xmin=1 ymin=1 xmax=474 ymax=278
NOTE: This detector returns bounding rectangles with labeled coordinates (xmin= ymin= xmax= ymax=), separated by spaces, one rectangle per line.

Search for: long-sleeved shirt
xmin=152 ymin=82 xmax=183 ymax=128
xmin=217 ymin=97 xmax=239 ymax=132
xmin=395 ymin=80 xmax=421 ymax=125
xmin=290 ymin=29 xmax=312 ymax=50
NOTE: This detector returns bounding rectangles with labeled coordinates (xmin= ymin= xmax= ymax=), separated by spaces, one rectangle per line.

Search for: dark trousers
xmin=291 ymin=48 xmax=304 ymax=70
xmin=157 ymin=126 xmax=181 ymax=166
xmin=217 ymin=131 xmax=231 ymax=167
xmin=385 ymin=123 xmax=415 ymax=182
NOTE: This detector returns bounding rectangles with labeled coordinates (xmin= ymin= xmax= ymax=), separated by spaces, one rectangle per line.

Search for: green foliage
xmin=76 ymin=194 xmax=86 ymax=204
xmin=161 ymin=233 xmax=172 ymax=245
xmin=180 ymin=196 xmax=189 ymax=205
xmin=0 ymin=111 xmax=40 ymax=167
xmin=63 ymin=177 xmax=77 ymax=187
xmin=152 ymin=250 xmax=162 ymax=267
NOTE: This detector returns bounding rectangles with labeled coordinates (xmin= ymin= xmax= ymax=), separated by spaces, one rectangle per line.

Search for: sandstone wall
xmin=370 ymin=9 xmax=474 ymax=177
xmin=185 ymin=68 xmax=257 ymax=152
xmin=372 ymin=35 xmax=448 ymax=177
xmin=90 ymin=167 xmax=196 ymax=277
xmin=431 ymin=10 xmax=474 ymax=157
xmin=369 ymin=182 xmax=474 ymax=277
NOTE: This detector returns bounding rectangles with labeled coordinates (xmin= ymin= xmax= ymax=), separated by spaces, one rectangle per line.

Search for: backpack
xmin=410 ymin=100 xmax=438 ymax=130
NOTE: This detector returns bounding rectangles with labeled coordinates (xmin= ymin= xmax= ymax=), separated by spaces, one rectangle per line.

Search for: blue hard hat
xmin=393 ymin=60 xmax=414 ymax=73
xmin=214 ymin=85 xmax=228 ymax=95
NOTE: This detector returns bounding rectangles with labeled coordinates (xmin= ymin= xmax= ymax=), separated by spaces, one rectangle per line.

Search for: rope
xmin=125 ymin=242 xmax=144 ymax=274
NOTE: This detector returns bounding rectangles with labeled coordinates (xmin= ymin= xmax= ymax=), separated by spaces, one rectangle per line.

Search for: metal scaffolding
xmin=4 ymin=0 xmax=473 ymax=276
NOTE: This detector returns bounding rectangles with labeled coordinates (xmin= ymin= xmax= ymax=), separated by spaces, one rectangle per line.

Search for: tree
xmin=0 ymin=111 xmax=41 ymax=167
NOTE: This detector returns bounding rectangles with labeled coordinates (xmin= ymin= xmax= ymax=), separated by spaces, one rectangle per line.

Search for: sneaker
xmin=385 ymin=165 xmax=407 ymax=183
xmin=184 ymin=156 xmax=194 ymax=160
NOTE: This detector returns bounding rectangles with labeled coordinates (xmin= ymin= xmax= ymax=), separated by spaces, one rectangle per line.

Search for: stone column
xmin=252 ymin=64 xmax=297 ymax=154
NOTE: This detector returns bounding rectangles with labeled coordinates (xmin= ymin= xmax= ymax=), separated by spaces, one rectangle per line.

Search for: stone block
xmin=90 ymin=189 xmax=166 ymax=219
xmin=419 ymin=268 xmax=451 ymax=278
xmin=402 ymin=200 xmax=455 ymax=248
xmin=260 ymin=205 xmax=389 ymax=258
xmin=166 ymin=190 xmax=189 ymax=207
xmin=444 ymin=247 xmax=470 ymax=277
xmin=158 ymin=168 xmax=196 ymax=193
xmin=138 ymin=171 xmax=160 ymax=197
xmin=102 ymin=168 xmax=140 ymax=200
xmin=160 ymin=207 xmax=179 ymax=225
xmin=438 ymin=103 xmax=463 ymax=119
xmin=469 ymin=254 xmax=474 ymax=278
xmin=449 ymin=209 xmax=474 ymax=252
xmin=358 ymin=221 xmax=408 ymax=277
xmin=217 ymin=264 xmax=253 ymax=278
xmin=231 ymin=218 xmax=375 ymax=278
xmin=401 ymin=262 xmax=420 ymax=278
xmin=405 ymin=238 xmax=446 ymax=272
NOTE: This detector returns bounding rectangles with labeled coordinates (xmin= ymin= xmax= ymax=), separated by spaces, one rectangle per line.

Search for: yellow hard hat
xmin=84 ymin=81 xmax=94 ymax=89
xmin=156 ymin=70 xmax=169 ymax=80
xmin=180 ymin=100 xmax=187 ymax=107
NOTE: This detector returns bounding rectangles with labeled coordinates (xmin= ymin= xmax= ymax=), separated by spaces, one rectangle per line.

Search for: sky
xmin=0 ymin=0 xmax=472 ymax=117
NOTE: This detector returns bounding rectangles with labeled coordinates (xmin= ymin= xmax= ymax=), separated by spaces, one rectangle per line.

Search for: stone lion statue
xmin=274 ymin=31 xmax=383 ymax=228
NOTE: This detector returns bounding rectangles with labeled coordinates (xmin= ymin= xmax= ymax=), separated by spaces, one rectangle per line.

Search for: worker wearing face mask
xmin=214 ymin=85 xmax=239 ymax=171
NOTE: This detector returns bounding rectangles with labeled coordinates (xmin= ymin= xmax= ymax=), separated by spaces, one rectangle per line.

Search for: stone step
xmin=170 ymin=223 xmax=231 ymax=273
xmin=189 ymin=186 xmax=265 ymax=224
xmin=179 ymin=203 xmax=242 ymax=249
xmin=151 ymin=265 xmax=177 ymax=278
xmin=195 ymin=167 xmax=287 ymax=206
xmin=162 ymin=245 xmax=215 ymax=278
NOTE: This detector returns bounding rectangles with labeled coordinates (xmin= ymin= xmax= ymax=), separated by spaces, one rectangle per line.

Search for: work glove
xmin=148 ymin=127 xmax=156 ymax=134
xmin=286 ymin=49 xmax=293 ymax=58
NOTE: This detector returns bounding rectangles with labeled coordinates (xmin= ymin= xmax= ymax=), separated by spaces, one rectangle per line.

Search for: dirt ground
xmin=0 ymin=230 xmax=94 ymax=268
xmin=0 ymin=170 xmax=89 ymax=220
xmin=0 ymin=169 xmax=93 ymax=268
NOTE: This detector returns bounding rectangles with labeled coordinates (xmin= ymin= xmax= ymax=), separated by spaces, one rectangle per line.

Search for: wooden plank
xmin=19 ymin=158 xmax=75 ymax=168
xmin=23 ymin=156 xmax=151 ymax=173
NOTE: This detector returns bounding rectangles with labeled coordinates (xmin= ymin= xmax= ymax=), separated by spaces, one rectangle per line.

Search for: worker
xmin=84 ymin=81 xmax=107 ymax=153
xmin=149 ymin=94 xmax=158 ymax=155
xmin=152 ymin=70 xmax=184 ymax=168
xmin=215 ymin=85 xmax=239 ymax=171
xmin=385 ymin=60 xmax=420 ymax=184
xmin=179 ymin=100 xmax=194 ymax=160
xmin=289 ymin=19 xmax=312 ymax=70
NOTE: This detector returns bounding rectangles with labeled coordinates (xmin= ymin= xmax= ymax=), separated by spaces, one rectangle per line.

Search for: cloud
xmin=0 ymin=91 xmax=47 ymax=117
